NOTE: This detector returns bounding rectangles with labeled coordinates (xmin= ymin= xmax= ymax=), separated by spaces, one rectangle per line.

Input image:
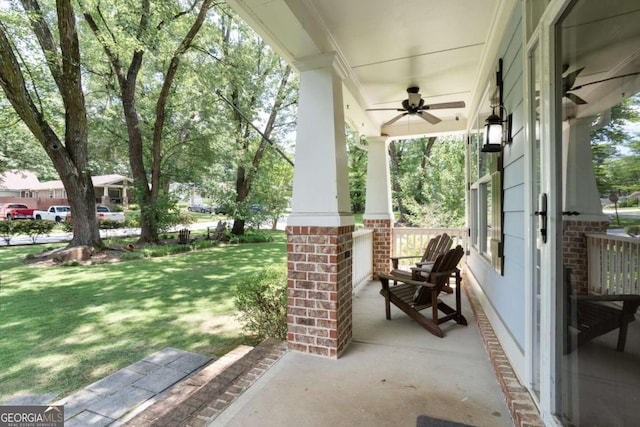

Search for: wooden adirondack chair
xmin=379 ymin=245 xmax=467 ymax=338
xmin=564 ymin=268 xmax=640 ymax=353
xmin=389 ymin=233 xmax=454 ymax=292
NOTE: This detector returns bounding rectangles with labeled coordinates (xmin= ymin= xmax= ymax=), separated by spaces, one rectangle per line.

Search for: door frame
xmin=524 ymin=0 xmax=575 ymax=425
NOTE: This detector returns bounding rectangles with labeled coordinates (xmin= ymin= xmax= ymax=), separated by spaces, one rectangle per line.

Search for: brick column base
xmin=563 ymin=219 xmax=609 ymax=294
xmin=286 ymin=225 xmax=354 ymax=358
xmin=363 ymin=219 xmax=393 ymax=278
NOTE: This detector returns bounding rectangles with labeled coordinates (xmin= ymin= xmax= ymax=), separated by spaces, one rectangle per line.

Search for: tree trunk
xmin=0 ymin=0 xmax=102 ymax=248
xmin=416 ymin=136 xmax=437 ymax=203
xmin=83 ymin=0 xmax=214 ymax=244
xmin=232 ymin=165 xmax=250 ymax=235
xmin=388 ymin=141 xmax=406 ymax=223
xmin=65 ymin=173 xmax=102 ymax=246
xmin=228 ymin=64 xmax=292 ymax=235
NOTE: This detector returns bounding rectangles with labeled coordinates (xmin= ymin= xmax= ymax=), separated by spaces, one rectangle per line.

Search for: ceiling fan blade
xmin=383 ymin=113 xmax=408 ymax=127
xmin=418 ymin=111 xmax=441 ymax=125
xmin=366 ymin=108 xmax=406 ymax=111
xmin=421 ymin=101 xmax=466 ymax=110
xmin=565 ymin=92 xmax=588 ymax=105
xmin=564 ymin=67 xmax=584 ymax=89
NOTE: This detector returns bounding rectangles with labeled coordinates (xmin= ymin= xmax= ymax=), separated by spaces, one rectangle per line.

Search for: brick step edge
xmin=122 ymin=338 xmax=287 ymax=427
xmin=462 ymin=275 xmax=545 ymax=427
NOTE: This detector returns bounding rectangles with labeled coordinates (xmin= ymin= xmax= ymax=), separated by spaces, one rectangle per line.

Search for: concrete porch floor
xmin=210 ymin=278 xmax=516 ymax=427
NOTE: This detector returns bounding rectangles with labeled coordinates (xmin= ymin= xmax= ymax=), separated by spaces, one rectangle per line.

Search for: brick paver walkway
xmin=123 ymin=339 xmax=287 ymax=427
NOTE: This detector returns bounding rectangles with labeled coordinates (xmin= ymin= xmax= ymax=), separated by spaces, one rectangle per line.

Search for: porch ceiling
xmin=225 ymin=0 xmax=510 ymax=139
xmin=560 ymin=3 xmax=640 ymax=121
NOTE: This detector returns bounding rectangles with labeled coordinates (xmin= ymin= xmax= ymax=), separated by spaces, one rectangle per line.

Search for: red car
xmin=0 ymin=203 xmax=36 ymax=220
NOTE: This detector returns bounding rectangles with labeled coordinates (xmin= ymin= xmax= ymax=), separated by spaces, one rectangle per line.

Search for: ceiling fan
xmin=367 ymin=86 xmax=465 ymax=127
xmin=562 ymin=64 xmax=640 ymax=105
xmin=562 ymin=65 xmax=588 ymax=105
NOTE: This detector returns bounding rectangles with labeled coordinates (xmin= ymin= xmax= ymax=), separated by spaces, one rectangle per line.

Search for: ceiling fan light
xmin=408 ymin=92 xmax=422 ymax=108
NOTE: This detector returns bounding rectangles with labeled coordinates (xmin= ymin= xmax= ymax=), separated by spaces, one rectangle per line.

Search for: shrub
xmin=0 ymin=220 xmax=50 ymax=245
xmin=191 ymin=239 xmax=218 ymax=250
xmin=226 ymin=229 xmax=273 ymax=244
xmin=124 ymin=217 xmax=140 ymax=228
xmin=177 ymin=214 xmax=195 ymax=225
xmin=61 ymin=218 xmax=73 ymax=232
xmin=0 ymin=221 xmax=15 ymax=245
xmin=23 ymin=221 xmax=56 ymax=243
xmin=234 ymin=266 xmax=288 ymax=340
xmin=626 ymin=225 xmax=640 ymax=237
xmin=99 ymin=219 xmax=124 ymax=230
xmin=121 ymin=251 xmax=144 ymax=261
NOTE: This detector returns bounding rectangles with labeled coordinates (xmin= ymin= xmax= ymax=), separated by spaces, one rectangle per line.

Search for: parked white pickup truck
xmin=96 ymin=205 xmax=125 ymax=222
xmin=33 ymin=205 xmax=71 ymax=222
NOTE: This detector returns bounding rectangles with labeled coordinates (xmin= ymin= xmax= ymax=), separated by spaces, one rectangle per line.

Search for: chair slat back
xmin=421 ymin=233 xmax=453 ymax=263
xmin=420 ymin=234 xmax=442 ymax=263
xmin=413 ymin=245 xmax=464 ymax=305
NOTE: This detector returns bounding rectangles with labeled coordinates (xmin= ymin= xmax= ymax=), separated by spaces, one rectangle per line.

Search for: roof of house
xmin=92 ymin=174 xmax=134 ymax=186
xmin=32 ymin=174 xmax=132 ymax=190
xmin=1 ymin=170 xmax=132 ymax=191
xmin=0 ymin=170 xmax=41 ymax=190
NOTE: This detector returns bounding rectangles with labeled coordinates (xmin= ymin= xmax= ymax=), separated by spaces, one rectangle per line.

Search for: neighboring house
xmin=0 ymin=170 xmax=40 ymax=198
xmin=91 ymin=174 xmax=133 ymax=206
xmin=225 ymin=1 xmax=640 ymax=426
xmin=0 ymin=170 xmax=132 ymax=208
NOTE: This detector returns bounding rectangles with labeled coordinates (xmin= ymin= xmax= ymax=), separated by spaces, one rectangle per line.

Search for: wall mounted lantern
xmin=481 ymin=57 xmax=512 ymax=152
xmin=482 ymin=105 xmax=512 ymax=152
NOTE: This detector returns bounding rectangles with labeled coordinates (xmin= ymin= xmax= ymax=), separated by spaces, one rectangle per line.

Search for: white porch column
xmin=363 ymin=136 xmax=393 ymax=221
xmin=101 ymin=185 xmax=109 ymax=205
xmin=562 ymin=117 xmax=610 ymax=294
xmin=562 ymin=117 xmax=608 ymax=221
xmin=363 ymin=136 xmax=394 ymax=276
xmin=288 ymin=52 xmax=353 ymax=227
xmin=286 ymin=52 xmax=354 ymax=358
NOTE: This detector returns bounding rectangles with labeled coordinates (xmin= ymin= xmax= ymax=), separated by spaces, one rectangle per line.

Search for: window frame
xmin=467 ymin=65 xmax=505 ymax=275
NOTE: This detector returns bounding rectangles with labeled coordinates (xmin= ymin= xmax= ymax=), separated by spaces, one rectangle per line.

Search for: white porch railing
xmin=352 ymin=228 xmax=374 ymax=288
xmin=587 ymin=233 xmax=640 ymax=295
xmin=392 ymin=227 xmax=468 ymax=269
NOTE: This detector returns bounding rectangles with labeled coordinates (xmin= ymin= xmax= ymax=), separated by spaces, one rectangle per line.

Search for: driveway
xmin=0 ymin=217 xmax=288 ymax=246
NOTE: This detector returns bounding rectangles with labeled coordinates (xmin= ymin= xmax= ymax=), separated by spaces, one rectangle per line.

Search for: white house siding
xmin=467 ymin=6 xmax=527 ymax=356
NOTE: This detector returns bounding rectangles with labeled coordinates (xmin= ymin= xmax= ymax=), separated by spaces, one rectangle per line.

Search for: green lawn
xmin=0 ymin=232 xmax=287 ymax=403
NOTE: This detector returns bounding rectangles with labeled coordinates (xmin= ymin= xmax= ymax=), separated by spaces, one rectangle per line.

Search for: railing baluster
xmin=391 ymin=228 xmax=467 ymax=270
xmin=586 ymin=233 xmax=640 ymax=295
xmin=351 ymin=229 xmax=374 ymax=289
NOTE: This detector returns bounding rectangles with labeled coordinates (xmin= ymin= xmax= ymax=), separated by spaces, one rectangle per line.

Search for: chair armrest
xmin=574 ymin=294 xmax=640 ymax=303
xmin=390 ymin=255 xmax=421 ymax=261
xmin=426 ymin=268 xmax=459 ymax=280
xmin=390 ymin=255 xmax=421 ymax=269
xmin=415 ymin=261 xmax=434 ymax=267
xmin=378 ymin=273 xmax=428 ymax=288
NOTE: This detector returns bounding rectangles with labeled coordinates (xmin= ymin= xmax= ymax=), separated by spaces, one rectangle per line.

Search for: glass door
xmin=555 ymin=1 xmax=640 ymax=424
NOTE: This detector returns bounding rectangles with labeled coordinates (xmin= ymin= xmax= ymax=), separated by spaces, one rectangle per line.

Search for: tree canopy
xmin=591 ymin=94 xmax=640 ymax=195
xmin=389 ymin=135 xmax=466 ymax=227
